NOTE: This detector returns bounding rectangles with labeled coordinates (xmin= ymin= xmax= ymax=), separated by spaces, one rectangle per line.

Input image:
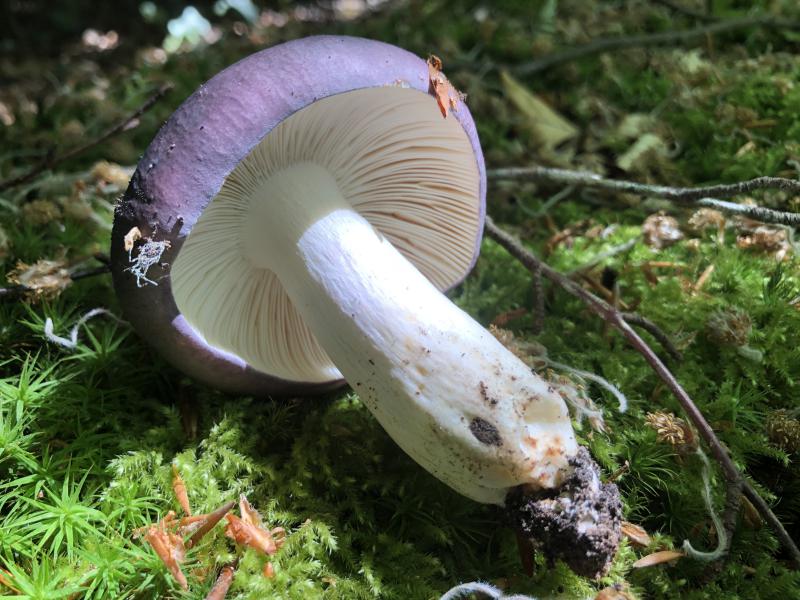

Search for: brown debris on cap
xmin=427 ymin=54 xmax=463 ymax=118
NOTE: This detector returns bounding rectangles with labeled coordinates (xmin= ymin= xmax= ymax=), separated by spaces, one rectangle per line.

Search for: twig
xmin=513 ymin=15 xmax=798 ymax=75
xmin=489 ymin=166 xmax=800 ymax=226
xmin=531 ymin=261 xmax=545 ymax=335
xmin=622 ymin=312 xmax=683 ymax=362
xmin=0 ymin=83 xmax=173 ymax=193
xmin=483 ymin=216 xmax=800 ymax=569
xmin=694 ymin=198 xmax=800 ymax=227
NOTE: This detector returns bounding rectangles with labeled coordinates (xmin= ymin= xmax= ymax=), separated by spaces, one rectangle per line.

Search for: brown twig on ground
xmin=0 ymin=83 xmax=173 ymax=193
xmin=531 ymin=260 xmax=545 ymax=336
xmin=489 ymin=166 xmax=800 ymax=227
xmin=483 ymin=216 xmax=800 ymax=569
xmin=621 ymin=312 xmax=683 ymax=362
xmin=512 ymin=15 xmax=799 ymax=75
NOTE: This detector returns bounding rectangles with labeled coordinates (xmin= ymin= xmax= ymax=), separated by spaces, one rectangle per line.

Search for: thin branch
xmin=513 ymin=15 xmax=798 ymax=75
xmin=0 ymin=83 xmax=173 ymax=193
xmin=621 ymin=312 xmax=683 ymax=362
xmin=489 ymin=166 xmax=800 ymax=226
xmin=531 ymin=261 xmax=545 ymax=336
xmin=484 ymin=216 xmax=800 ymax=569
xmin=694 ymin=198 xmax=800 ymax=226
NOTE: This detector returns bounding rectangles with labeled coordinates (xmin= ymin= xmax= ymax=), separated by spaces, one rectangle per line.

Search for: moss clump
xmin=2 ymin=0 xmax=800 ymax=597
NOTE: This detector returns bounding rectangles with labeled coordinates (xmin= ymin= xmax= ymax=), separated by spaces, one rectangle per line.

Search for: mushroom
xmin=111 ymin=36 xmax=620 ymax=577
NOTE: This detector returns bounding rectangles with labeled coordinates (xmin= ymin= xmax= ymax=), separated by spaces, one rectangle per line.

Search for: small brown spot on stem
xmin=478 ymin=381 xmax=499 ymax=407
xmin=469 ymin=417 xmax=503 ymax=446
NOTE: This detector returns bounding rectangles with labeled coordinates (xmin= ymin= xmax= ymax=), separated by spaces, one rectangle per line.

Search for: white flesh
xmin=172 ymin=87 xmax=480 ymax=383
xmin=172 ymin=89 xmax=579 ymax=503
xmin=243 ymin=164 xmax=578 ymax=504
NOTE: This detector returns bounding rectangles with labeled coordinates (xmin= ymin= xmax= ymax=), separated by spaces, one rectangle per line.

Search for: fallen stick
xmin=483 ymin=216 xmax=800 ymax=569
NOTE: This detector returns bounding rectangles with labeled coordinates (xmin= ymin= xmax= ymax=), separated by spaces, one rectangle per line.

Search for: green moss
xmin=2 ymin=1 xmax=800 ymax=598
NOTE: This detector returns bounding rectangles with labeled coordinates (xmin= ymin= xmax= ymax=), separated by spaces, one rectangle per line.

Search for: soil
xmin=505 ymin=447 xmax=622 ymax=578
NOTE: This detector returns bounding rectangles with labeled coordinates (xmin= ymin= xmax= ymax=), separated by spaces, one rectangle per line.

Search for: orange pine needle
xmin=144 ymin=521 xmax=188 ymax=590
xmin=621 ymin=521 xmax=652 ymax=547
xmin=225 ymin=514 xmax=279 ymax=555
xmin=263 ymin=562 xmax=275 ymax=579
xmin=187 ymin=500 xmax=236 ymax=548
xmin=224 ymin=495 xmax=286 ymax=556
xmin=204 ymin=565 xmax=236 ymax=600
xmin=632 ymin=549 xmax=684 ymax=568
xmin=427 ymin=55 xmax=460 ymax=118
xmin=172 ymin=465 xmax=192 ymax=516
xmin=0 ymin=568 xmax=19 ymax=593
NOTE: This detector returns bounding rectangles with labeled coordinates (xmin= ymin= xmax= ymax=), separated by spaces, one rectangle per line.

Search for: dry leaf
xmin=91 ymin=160 xmax=132 ymax=188
xmin=642 ymin=213 xmax=684 ymax=249
xmin=737 ymin=225 xmax=792 ymax=261
xmin=143 ymin=514 xmax=188 ymax=590
xmin=632 ymin=549 xmax=684 ymax=568
xmin=0 ymin=569 xmax=19 ymax=593
xmin=204 ymin=565 xmax=235 ymax=600
xmin=621 ymin=521 xmax=652 ymax=547
xmin=616 ymin=113 xmax=656 ymax=140
xmin=7 ymin=259 xmax=71 ymax=301
xmin=123 ymin=227 xmax=142 ymax=253
xmin=427 ymin=55 xmax=462 ymax=118
xmin=595 ymin=584 xmax=636 ymax=600
xmin=21 ymin=199 xmax=62 ymax=226
xmin=500 ymin=70 xmax=578 ymax=156
xmin=224 ymin=495 xmax=286 ymax=556
xmin=688 ymin=208 xmax=726 ymax=232
xmin=172 ymin=465 xmax=192 ymax=516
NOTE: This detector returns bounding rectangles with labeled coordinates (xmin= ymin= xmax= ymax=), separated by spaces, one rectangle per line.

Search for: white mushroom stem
xmin=243 ymin=163 xmax=578 ymax=504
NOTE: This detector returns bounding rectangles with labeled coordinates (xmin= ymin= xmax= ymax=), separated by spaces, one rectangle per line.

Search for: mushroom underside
xmin=172 ymin=86 xmax=481 ymax=383
xmin=172 ymin=84 xmax=580 ymax=505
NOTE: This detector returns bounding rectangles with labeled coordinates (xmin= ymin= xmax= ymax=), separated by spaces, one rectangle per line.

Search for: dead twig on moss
xmin=512 ymin=15 xmax=799 ymax=75
xmin=490 ymin=166 xmax=800 ymax=227
xmin=621 ymin=312 xmax=683 ymax=362
xmin=0 ymin=83 xmax=173 ymax=194
xmin=484 ymin=216 xmax=800 ymax=569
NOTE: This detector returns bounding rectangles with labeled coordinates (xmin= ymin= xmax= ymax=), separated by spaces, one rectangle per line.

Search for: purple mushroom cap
xmin=111 ymin=35 xmax=486 ymax=395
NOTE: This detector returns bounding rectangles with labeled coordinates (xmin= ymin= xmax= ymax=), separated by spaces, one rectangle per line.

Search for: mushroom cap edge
xmin=110 ymin=35 xmax=487 ymax=395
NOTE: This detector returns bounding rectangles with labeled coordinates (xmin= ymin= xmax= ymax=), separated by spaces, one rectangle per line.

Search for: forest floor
xmin=1 ymin=1 xmax=800 ymax=598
